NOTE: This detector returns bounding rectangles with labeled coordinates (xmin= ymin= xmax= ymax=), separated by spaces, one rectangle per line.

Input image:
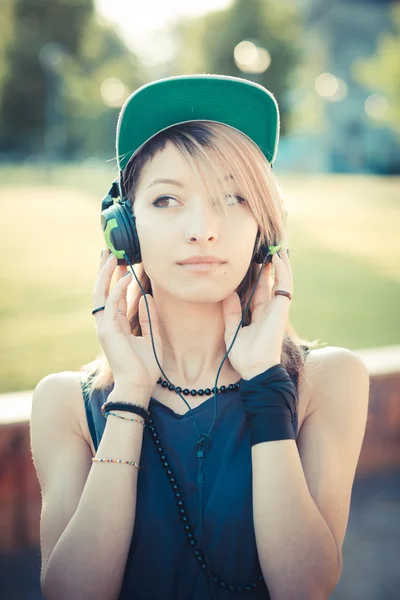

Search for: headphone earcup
xmin=252 ymin=243 xmax=273 ymax=264
xmin=252 ymin=232 xmax=282 ymax=265
xmin=101 ymin=201 xmax=142 ymax=266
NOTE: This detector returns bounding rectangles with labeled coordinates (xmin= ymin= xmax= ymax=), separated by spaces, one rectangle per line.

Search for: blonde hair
xmin=81 ymin=121 xmax=310 ymax=393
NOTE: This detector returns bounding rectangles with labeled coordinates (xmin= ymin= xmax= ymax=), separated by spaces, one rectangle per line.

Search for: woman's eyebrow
xmin=147 ymin=174 xmax=234 ymax=189
xmin=147 ymin=178 xmax=184 ymax=189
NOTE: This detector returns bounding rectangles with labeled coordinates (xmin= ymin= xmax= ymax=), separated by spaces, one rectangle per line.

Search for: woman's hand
xmin=92 ymin=249 xmax=163 ymax=396
xmin=222 ymin=250 xmax=293 ymax=380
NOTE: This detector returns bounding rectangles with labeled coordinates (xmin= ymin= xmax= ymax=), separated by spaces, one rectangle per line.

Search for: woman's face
xmin=132 ymin=141 xmax=259 ymax=303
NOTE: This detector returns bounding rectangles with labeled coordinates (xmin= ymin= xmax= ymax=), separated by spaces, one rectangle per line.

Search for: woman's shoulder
xmin=31 ymin=370 xmax=94 ymax=446
xmin=297 ymin=345 xmax=326 ymax=401
xmin=304 ymin=345 xmax=367 ymax=373
xmin=32 ymin=370 xmax=85 ymax=409
xmin=300 ymin=346 xmax=369 ymax=413
xmin=298 ymin=344 xmax=334 ymax=424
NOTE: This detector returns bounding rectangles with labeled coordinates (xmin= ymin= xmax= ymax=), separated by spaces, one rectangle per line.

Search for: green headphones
xmin=100 ymin=182 xmax=282 ymax=267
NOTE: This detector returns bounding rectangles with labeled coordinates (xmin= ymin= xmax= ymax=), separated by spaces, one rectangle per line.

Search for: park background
xmin=0 ymin=0 xmax=399 ymax=599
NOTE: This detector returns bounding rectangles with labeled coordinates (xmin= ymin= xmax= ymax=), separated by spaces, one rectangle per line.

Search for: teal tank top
xmin=81 ymin=361 xmax=304 ymax=600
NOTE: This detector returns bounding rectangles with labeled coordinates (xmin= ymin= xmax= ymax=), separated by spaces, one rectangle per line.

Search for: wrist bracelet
xmin=101 ymin=400 xmax=150 ymax=421
xmin=106 ymin=411 xmax=146 ymax=427
xmin=92 ymin=457 xmax=140 ymax=469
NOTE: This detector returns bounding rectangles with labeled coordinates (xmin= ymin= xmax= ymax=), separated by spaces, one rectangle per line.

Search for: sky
xmin=95 ymin=0 xmax=233 ymax=63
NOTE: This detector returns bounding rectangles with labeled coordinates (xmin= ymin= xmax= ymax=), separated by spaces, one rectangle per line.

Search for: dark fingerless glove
xmin=239 ymin=363 xmax=297 ymax=446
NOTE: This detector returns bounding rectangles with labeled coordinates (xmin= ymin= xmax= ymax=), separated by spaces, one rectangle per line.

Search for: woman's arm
xmin=251 ymin=347 xmax=369 ymax=600
xmin=30 ymin=372 xmax=149 ymax=600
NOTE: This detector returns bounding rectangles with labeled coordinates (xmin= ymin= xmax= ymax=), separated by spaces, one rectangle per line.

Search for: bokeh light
xmin=234 ymin=40 xmax=271 ymax=74
xmin=100 ymin=77 xmax=129 ymax=108
xmin=365 ymin=93 xmax=389 ymax=120
xmin=314 ymin=72 xmax=348 ymax=102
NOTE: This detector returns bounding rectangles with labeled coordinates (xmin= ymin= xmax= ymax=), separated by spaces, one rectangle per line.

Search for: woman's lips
xmin=178 ymin=262 xmax=225 ymax=271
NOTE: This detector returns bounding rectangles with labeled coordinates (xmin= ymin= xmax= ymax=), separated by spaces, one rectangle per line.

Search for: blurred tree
xmin=168 ymin=0 xmax=302 ymax=136
xmin=352 ymin=2 xmax=400 ymax=137
xmin=60 ymin=16 xmax=145 ymax=160
xmin=0 ymin=0 xmax=144 ymax=160
xmin=0 ymin=0 xmax=93 ymax=156
xmin=0 ymin=0 xmax=15 ymax=93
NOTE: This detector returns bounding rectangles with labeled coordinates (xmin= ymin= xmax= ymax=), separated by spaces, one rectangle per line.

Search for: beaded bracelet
xmin=92 ymin=457 xmax=140 ymax=469
xmin=106 ymin=411 xmax=146 ymax=427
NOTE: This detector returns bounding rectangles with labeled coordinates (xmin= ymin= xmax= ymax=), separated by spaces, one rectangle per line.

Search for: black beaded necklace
xmin=156 ymin=376 xmax=241 ymax=396
xmin=148 ymin=382 xmax=267 ymax=594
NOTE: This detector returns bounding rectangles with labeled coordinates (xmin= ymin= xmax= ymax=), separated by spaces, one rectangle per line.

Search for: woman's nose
xmin=185 ymin=201 xmax=220 ymax=244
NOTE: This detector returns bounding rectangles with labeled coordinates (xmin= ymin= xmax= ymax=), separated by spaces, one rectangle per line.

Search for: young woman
xmin=30 ymin=75 xmax=369 ymax=600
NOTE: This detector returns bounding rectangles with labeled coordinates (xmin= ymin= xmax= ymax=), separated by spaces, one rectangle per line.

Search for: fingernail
xmin=123 ymin=270 xmax=131 ymax=277
xmin=101 ymin=249 xmax=105 ymax=259
xmin=107 ymin=252 xmax=114 ymax=261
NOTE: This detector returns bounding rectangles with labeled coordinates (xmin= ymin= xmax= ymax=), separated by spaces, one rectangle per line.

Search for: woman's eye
xmin=152 ymin=194 xmax=246 ymax=208
xmin=226 ymin=194 xmax=246 ymax=205
xmin=152 ymin=195 xmax=179 ymax=208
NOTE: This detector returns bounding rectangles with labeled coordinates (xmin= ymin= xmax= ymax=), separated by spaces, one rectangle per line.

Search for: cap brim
xmin=116 ymin=74 xmax=280 ymax=173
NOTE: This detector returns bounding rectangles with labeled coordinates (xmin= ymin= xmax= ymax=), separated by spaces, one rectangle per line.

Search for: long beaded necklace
xmin=148 ymin=377 xmax=267 ymax=594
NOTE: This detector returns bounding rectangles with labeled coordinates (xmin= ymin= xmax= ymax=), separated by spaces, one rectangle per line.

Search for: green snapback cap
xmin=116 ymin=74 xmax=280 ymax=173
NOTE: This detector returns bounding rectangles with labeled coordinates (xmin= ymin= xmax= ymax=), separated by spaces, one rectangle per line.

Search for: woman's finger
xmin=114 ymin=258 xmax=128 ymax=311
xmin=104 ymin=270 xmax=132 ymax=321
xmin=271 ymin=252 xmax=292 ymax=293
xmin=115 ymin=263 xmax=128 ymax=282
xmin=115 ymin=265 xmax=130 ymax=315
xmin=251 ymin=262 xmax=272 ymax=321
xmin=138 ymin=293 xmax=161 ymax=343
xmin=279 ymin=247 xmax=293 ymax=285
xmin=99 ymin=248 xmax=110 ymax=274
xmin=93 ymin=251 xmax=117 ymax=321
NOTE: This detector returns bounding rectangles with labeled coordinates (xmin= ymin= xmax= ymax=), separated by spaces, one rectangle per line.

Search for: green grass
xmin=1 ymin=164 xmax=399 ymax=392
